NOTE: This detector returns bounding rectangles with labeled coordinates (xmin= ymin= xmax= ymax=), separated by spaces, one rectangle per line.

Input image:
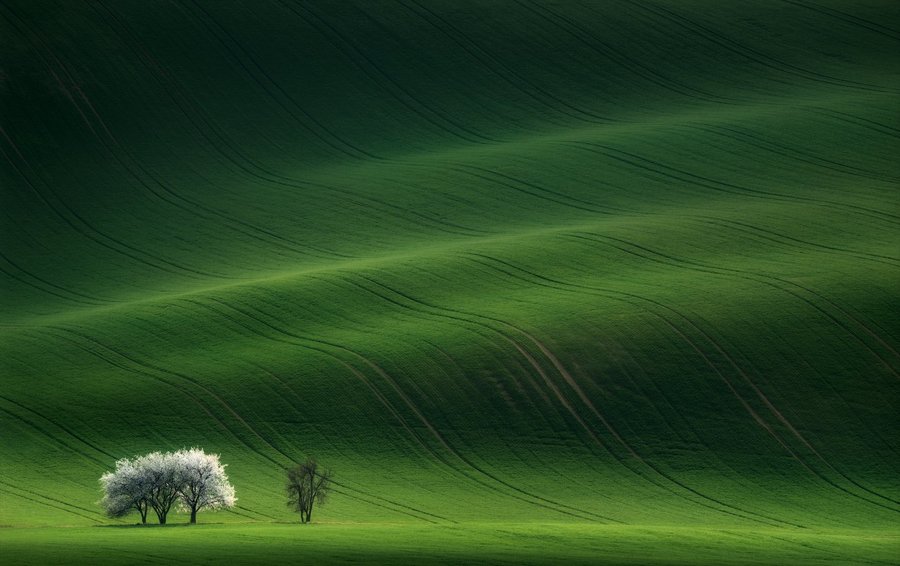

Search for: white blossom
xmin=99 ymin=448 xmax=236 ymax=524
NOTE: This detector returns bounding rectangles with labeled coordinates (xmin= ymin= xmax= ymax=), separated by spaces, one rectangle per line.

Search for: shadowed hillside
xmin=1 ymin=0 xmax=899 ymax=534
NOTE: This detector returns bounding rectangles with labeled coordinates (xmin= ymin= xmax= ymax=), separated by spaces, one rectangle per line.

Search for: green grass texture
xmin=1 ymin=0 xmax=899 ymax=563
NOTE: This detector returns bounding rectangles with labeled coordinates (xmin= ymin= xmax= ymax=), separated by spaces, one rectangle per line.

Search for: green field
xmin=1 ymin=0 xmax=899 ymax=563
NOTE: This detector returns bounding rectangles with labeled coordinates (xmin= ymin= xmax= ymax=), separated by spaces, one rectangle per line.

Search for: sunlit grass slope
xmin=1 ymin=0 xmax=898 ymax=549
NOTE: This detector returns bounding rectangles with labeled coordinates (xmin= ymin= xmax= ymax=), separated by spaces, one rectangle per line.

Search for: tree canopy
xmin=286 ymin=458 xmax=333 ymax=524
xmin=99 ymin=448 xmax=235 ymax=524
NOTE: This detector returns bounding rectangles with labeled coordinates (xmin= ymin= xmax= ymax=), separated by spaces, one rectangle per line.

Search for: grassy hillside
xmin=1 ymin=0 xmax=899 ymax=561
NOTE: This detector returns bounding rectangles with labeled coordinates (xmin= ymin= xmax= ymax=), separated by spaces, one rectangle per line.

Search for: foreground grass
xmin=1 ymin=523 xmax=897 ymax=565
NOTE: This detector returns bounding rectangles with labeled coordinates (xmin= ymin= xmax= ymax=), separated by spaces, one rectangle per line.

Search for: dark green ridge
xmin=1 ymin=0 xmax=899 ymax=538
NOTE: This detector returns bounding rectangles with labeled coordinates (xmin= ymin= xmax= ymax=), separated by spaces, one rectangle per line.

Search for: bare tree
xmin=286 ymin=458 xmax=333 ymax=523
xmin=174 ymin=448 xmax=236 ymax=524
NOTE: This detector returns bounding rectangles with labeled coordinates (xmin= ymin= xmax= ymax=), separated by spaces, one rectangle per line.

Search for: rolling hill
xmin=1 ymin=0 xmax=899 ymax=562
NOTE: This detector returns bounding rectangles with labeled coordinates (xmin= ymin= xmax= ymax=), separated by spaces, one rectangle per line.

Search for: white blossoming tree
xmin=173 ymin=448 xmax=236 ymax=524
xmin=139 ymin=451 xmax=181 ymax=525
xmin=99 ymin=448 xmax=236 ymax=525
xmin=99 ymin=457 xmax=150 ymax=524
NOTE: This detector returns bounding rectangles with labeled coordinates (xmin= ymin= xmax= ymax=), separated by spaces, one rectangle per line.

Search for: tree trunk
xmin=190 ymin=508 xmax=197 ymax=524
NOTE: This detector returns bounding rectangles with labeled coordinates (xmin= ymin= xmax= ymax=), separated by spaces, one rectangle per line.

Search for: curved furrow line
xmin=0 ymin=252 xmax=113 ymax=306
xmin=220 ymin=506 xmax=265 ymax=522
xmin=240 ymin=297 xmax=619 ymax=523
xmin=0 ymin=127 xmax=221 ymax=281
xmin=470 ymin=255 xmax=861 ymax=521
xmin=42 ymin=326 xmax=308 ymax=484
xmin=474 ymin=249 xmax=900 ymax=512
xmin=275 ymin=0 xmax=499 ymax=146
xmin=441 ymin=257 xmax=819 ymax=527
xmin=457 ymin=254 xmax=841 ymax=518
xmin=752 ymin=272 xmax=900 ymax=377
xmin=258 ymin=364 xmax=463 ymax=526
xmin=84 ymin=2 xmax=493 ymax=246
xmin=18 ymin=50 xmax=340 ymax=266
xmin=338 ymin=486 xmax=445 ymax=525
xmin=0 ymin=482 xmax=102 ymax=523
xmin=768 ymin=326 xmax=900 ymax=464
xmin=567 ymin=141 xmax=900 ymax=225
xmin=693 ymin=217 xmax=900 ymax=267
xmin=399 ymin=0 xmax=613 ymax=124
xmin=65 ymin=336 xmax=289 ymax=463
xmin=419 ymin=339 xmax=655 ymax=519
xmin=0 ymin=403 xmax=110 ymax=469
xmin=517 ymin=0 xmax=742 ymax=105
xmin=524 ymin=333 xmax=639 ymax=458
xmin=85 ymin=1 xmax=363 ymax=261
xmin=807 ymin=106 xmax=900 ymax=138
xmin=85 ymin=3 xmax=351 ymax=256
xmin=653 ymin=299 xmax=900 ymax=511
xmin=569 ymin=231 xmax=900 ymax=376
xmin=0 ymin=394 xmax=117 ymax=463
xmin=40 ymin=328 xmax=285 ymax=465
xmin=349 ymin=271 xmax=799 ymax=527
xmin=202 ymin=293 xmax=618 ymax=523
xmin=566 ymin=230 xmax=900 ymax=388
xmin=99 ymin=1 xmax=477 ymax=247
xmin=453 ymin=164 xmax=619 ymax=214
xmin=0 ymin=4 xmax=99 ymax=136
xmin=181 ymin=0 xmax=381 ymax=162
xmin=0 ymin=479 xmax=107 ymax=519
xmin=752 ymin=282 xmax=900 ymax=374
xmin=688 ymin=124 xmax=900 ymax=184
xmin=417 ymin=313 xmax=575 ymax=430
xmin=500 ymin=338 xmax=619 ymax=458
xmin=302 ymin=0 xmax=509 ymax=144
xmin=249 ymin=362 xmax=368 ymax=470
xmin=27 ymin=35 xmax=354 ymax=265
xmin=767 ymin=536 xmax=888 ymax=566
xmin=778 ymin=0 xmax=900 ymax=41
xmin=0 ymin=9 xmax=249 ymax=279
xmin=353 ymin=175 xmax=491 ymax=237
xmin=265 ymin=355 xmax=462 ymax=525
xmin=447 ymin=166 xmax=606 ymax=216
xmin=340 ymin=346 xmax=619 ymax=523
xmin=624 ymin=0 xmax=898 ymax=94
xmin=229 ymin=504 xmax=279 ymax=522
xmin=688 ymin=314 xmax=900 ymax=509
xmin=589 ymin=331 xmax=796 ymax=506
xmin=565 ymin=140 xmax=798 ymax=202
xmin=0 ymin=259 xmax=102 ymax=308
xmin=176 ymin=298 xmax=478 ymax=523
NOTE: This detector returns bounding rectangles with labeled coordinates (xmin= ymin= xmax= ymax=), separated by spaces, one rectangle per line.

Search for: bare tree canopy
xmin=286 ymin=458 xmax=333 ymax=523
